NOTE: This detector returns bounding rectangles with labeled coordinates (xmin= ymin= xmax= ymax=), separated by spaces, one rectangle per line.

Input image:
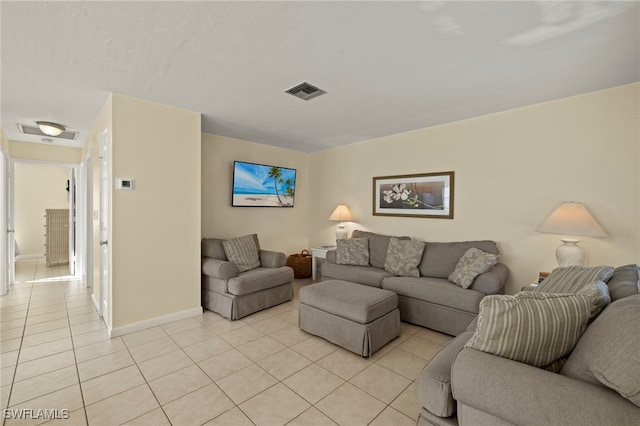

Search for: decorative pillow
xmin=561 ymin=295 xmax=640 ymax=407
xmin=465 ymin=292 xmax=592 ymax=368
xmin=576 ymin=280 xmax=611 ymax=320
xmin=222 ymin=234 xmax=261 ymax=272
xmin=336 ymin=238 xmax=369 ymax=266
xmin=448 ymin=247 xmax=498 ymax=289
xmin=351 ymin=230 xmax=410 ymax=269
xmin=534 ymin=265 xmax=614 ymax=294
xmin=384 ymin=237 xmax=426 ymax=278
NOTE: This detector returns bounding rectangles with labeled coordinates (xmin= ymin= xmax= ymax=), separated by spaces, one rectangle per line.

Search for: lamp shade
xmin=536 ymin=202 xmax=607 ymax=238
xmin=36 ymin=121 xmax=65 ymax=137
xmin=329 ymin=205 xmax=354 ymax=222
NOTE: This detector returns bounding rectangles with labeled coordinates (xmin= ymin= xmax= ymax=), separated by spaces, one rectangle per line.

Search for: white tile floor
xmin=1 ymin=258 xmax=452 ymax=426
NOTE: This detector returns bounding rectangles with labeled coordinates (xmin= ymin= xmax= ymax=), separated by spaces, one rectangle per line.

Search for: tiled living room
xmin=2 ymin=260 xmax=446 ymax=425
xmin=1 ymin=2 xmax=639 ymax=426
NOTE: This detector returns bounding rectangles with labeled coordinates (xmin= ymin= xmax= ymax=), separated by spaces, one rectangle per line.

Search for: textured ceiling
xmin=2 ymin=1 xmax=638 ymax=152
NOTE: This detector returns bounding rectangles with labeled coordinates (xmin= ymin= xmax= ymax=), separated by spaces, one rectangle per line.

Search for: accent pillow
xmin=448 ymin=247 xmax=498 ymax=289
xmin=222 ymin=234 xmax=261 ymax=272
xmin=561 ymin=295 xmax=640 ymax=407
xmin=534 ymin=265 xmax=614 ymax=294
xmin=384 ymin=237 xmax=426 ymax=278
xmin=465 ymin=292 xmax=592 ymax=368
xmin=351 ymin=230 xmax=410 ymax=269
xmin=336 ymin=238 xmax=369 ymax=266
xmin=576 ymin=280 xmax=611 ymax=320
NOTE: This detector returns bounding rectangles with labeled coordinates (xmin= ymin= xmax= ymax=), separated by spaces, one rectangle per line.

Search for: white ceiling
xmin=2 ymin=1 xmax=638 ymax=152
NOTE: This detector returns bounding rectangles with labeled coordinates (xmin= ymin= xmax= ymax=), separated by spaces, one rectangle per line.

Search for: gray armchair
xmin=201 ymin=237 xmax=294 ymax=320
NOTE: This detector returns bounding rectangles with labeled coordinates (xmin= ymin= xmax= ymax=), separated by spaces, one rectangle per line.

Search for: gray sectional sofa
xmin=417 ymin=264 xmax=640 ymax=426
xmin=321 ymin=230 xmax=510 ymax=336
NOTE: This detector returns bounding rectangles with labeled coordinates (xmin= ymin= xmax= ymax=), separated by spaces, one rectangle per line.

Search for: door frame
xmin=0 ymin=149 xmax=10 ymax=295
xmin=12 ymin=159 xmax=83 ymax=279
xmin=98 ymin=129 xmax=110 ymax=326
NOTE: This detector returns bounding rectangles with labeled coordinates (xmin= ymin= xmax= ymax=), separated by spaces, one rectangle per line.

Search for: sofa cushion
xmin=417 ymin=330 xmax=474 ymax=418
xmin=382 ymin=277 xmax=485 ymax=313
xmin=561 ymin=295 xmax=640 ymax=407
xmin=576 ymin=280 xmax=611 ymax=320
xmin=419 ymin=240 xmax=499 ymax=279
xmin=227 ymin=266 xmax=294 ymax=296
xmin=299 ymin=280 xmax=398 ymax=324
xmin=534 ymin=265 xmax=614 ymax=294
xmin=321 ymin=263 xmax=393 ymax=288
xmin=448 ymin=248 xmax=498 ymax=289
xmin=352 ymin=230 xmax=410 ymax=269
xmin=466 ymin=292 xmax=592 ymax=368
xmin=201 ymin=238 xmax=228 ymax=260
xmin=336 ymin=237 xmax=370 ymax=266
xmin=223 ymin=234 xmax=261 ymax=272
xmin=384 ymin=237 xmax=425 ymax=277
xmin=606 ymin=264 xmax=640 ymax=302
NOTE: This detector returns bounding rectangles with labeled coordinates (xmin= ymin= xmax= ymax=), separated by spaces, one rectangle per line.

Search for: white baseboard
xmin=90 ymin=293 xmax=102 ymax=315
xmin=16 ymin=254 xmax=45 ymax=260
xmin=109 ymin=306 xmax=204 ymax=338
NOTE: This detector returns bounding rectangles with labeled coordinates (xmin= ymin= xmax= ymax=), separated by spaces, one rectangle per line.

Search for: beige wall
xmin=110 ymin=94 xmax=201 ymax=329
xmin=201 ymin=133 xmax=309 ymax=255
xmin=1 ymin=129 xmax=9 ymax=153
xmin=9 ymin=141 xmax=81 ymax=163
xmin=309 ymin=83 xmax=640 ymax=295
xmin=14 ymin=163 xmax=71 ymax=255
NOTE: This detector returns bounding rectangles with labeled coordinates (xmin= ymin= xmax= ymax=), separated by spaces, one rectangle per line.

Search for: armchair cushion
xmin=227 ymin=266 xmax=294 ymax=296
xmin=466 ymin=292 xmax=591 ymax=368
xmin=223 ymin=234 xmax=261 ymax=272
xmin=201 ymin=238 xmax=228 ymax=260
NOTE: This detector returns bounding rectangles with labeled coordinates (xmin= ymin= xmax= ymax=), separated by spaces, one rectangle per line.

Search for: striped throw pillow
xmin=466 ymin=292 xmax=592 ymax=368
xmin=222 ymin=234 xmax=261 ymax=272
xmin=534 ymin=266 xmax=614 ymax=294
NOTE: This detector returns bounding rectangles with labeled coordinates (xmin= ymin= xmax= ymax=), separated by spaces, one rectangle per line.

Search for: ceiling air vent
xmin=285 ymin=82 xmax=327 ymax=101
xmin=18 ymin=124 xmax=79 ymax=140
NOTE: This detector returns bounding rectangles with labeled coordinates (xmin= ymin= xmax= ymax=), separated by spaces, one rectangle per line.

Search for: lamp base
xmin=556 ymin=238 xmax=585 ymax=267
xmin=336 ymin=224 xmax=348 ymax=240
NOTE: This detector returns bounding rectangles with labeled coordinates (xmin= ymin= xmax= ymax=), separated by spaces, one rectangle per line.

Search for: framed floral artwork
xmin=373 ymin=172 xmax=454 ymax=218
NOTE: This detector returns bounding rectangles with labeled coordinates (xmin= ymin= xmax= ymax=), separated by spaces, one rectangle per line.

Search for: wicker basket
xmin=286 ymin=249 xmax=312 ymax=278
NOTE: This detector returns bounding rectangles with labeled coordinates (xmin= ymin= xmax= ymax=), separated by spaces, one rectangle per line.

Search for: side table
xmin=310 ymin=246 xmax=336 ymax=281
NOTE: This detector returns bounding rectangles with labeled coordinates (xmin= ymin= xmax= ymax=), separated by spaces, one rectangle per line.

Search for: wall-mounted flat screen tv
xmin=232 ymin=161 xmax=296 ymax=207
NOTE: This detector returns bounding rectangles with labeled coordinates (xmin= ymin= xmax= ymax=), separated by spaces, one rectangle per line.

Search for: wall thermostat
xmin=116 ymin=178 xmax=135 ymax=190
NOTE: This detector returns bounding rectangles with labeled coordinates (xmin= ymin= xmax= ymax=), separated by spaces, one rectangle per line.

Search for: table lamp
xmin=329 ymin=204 xmax=354 ymax=240
xmin=536 ymin=202 xmax=607 ymax=267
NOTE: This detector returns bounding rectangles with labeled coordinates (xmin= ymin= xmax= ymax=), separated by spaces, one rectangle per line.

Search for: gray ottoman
xmin=299 ymin=279 xmax=401 ymax=357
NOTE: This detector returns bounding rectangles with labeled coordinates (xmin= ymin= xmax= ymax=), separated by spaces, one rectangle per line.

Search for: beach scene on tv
xmin=232 ymin=161 xmax=296 ymax=207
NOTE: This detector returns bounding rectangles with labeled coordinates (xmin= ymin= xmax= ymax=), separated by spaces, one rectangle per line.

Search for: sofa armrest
xmin=259 ymin=250 xmax=287 ymax=268
xmin=469 ymin=263 xmax=509 ymax=295
xmin=452 ymin=347 xmax=640 ymax=426
xmin=325 ymin=248 xmax=337 ymax=264
xmin=202 ymin=258 xmax=239 ymax=280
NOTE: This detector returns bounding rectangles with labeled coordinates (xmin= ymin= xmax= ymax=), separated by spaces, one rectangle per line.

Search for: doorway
xmin=98 ymin=129 xmax=110 ymax=326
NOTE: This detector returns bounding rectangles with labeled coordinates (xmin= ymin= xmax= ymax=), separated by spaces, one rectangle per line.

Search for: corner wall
xmin=201 ymin=133 xmax=309 ymax=255
xmin=309 ymin=83 xmax=640 ymax=294
xmin=110 ymin=94 xmax=201 ymax=330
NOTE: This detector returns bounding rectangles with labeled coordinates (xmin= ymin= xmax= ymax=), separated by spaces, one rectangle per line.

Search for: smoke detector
xmin=285 ymin=82 xmax=327 ymax=101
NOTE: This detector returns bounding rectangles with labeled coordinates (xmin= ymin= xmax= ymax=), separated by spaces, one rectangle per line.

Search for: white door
xmin=0 ymin=151 xmax=9 ymax=295
xmin=7 ymin=159 xmax=15 ymax=288
xmin=98 ymin=130 xmax=109 ymax=324
xmin=68 ymin=168 xmax=76 ymax=276
xmin=84 ymin=154 xmax=93 ymax=288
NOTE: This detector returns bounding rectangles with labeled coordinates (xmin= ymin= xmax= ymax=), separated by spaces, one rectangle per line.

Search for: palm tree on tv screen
xmin=268 ymin=166 xmax=283 ymax=204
